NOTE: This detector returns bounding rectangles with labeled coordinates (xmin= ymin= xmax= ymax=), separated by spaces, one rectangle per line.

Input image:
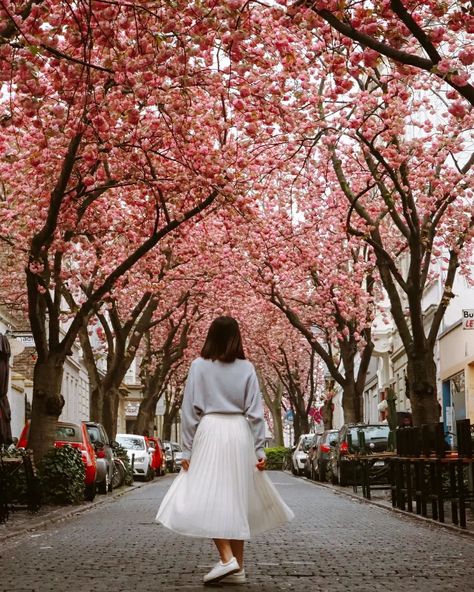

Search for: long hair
xmin=200 ymin=316 xmax=246 ymax=363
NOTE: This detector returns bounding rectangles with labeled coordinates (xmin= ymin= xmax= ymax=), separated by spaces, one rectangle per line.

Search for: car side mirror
xmin=291 ymin=445 xmax=296 ymax=452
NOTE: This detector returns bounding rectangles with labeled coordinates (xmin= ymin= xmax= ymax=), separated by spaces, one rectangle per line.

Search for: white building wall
xmin=59 ymin=350 xmax=90 ymax=424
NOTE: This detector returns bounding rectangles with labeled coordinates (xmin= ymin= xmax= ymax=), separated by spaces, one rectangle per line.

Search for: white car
xmin=292 ymin=433 xmax=315 ymax=476
xmin=116 ymin=434 xmax=154 ymax=481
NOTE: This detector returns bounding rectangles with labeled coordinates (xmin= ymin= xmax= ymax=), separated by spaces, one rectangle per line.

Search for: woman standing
xmin=156 ymin=316 xmax=294 ymax=585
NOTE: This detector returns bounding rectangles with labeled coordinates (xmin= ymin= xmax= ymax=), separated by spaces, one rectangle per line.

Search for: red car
xmin=145 ymin=436 xmax=166 ymax=476
xmin=18 ymin=420 xmax=97 ymax=501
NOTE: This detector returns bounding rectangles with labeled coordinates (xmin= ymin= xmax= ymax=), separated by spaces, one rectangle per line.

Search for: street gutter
xmin=0 ymin=478 xmax=159 ymax=544
xmin=295 ymin=472 xmax=474 ymax=539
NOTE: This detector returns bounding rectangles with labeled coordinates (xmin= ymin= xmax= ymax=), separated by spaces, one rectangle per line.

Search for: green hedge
xmin=265 ymin=446 xmax=292 ymax=470
xmin=39 ymin=445 xmax=85 ymax=504
xmin=1 ymin=448 xmax=28 ymax=505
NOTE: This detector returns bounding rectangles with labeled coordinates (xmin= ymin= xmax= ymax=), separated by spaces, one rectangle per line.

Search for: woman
xmin=156 ymin=316 xmax=294 ymax=585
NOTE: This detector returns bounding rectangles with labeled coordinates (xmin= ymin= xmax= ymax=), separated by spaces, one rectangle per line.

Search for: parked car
xmin=145 ymin=436 xmax=166 ymax=476
xmin=304 ymin=434 xmax=321 ymax=479
xmin=115 ymin=434 xmax=154 ymax=481
xmin=329 ymin=423 xmax=390 ymax=486
xmin=162 ymin=441 xmax=175 ymax=472
xmin=291 ymin=433 xmax=315 ymax=476
xmin=163 ymin=440 xmax=183 ymax=472
xmin=18 ymin=420 xmax=97 ymax=501
xmin=312 ymin=429 xmax=339 ymax=482
xmin=84 ymin=421 xmax=114 ymax=494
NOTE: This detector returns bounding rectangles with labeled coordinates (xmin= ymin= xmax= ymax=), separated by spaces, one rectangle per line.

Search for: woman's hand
xmin=181 ymin=459 xmax=190 ymax=471
xmin=256 ymin=458 xmax=266 ymax=471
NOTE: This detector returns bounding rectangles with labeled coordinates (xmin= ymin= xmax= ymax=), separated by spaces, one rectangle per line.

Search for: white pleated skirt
xmin=155 ymin=413 xmax=294 ymax=540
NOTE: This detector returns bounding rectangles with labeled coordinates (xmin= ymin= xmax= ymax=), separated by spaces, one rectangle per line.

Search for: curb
xmin=0 ymin=477 xmax=161 ymax=543
xmin=295 ymin=472 xmax=474 ymax=539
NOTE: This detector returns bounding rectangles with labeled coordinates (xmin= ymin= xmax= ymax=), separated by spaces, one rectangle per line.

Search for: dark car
xmin=312 ymin=429 xmax=339 ymax=482
xmin=162 ymin=440 xmax=176 ymax=472
xmin=84 ymin=422 xmax=114 ymax=494
xmin=304 ymin=434 xmax=321 ymax=479
xmin=329 ymin=423 xmax=390 ymax=486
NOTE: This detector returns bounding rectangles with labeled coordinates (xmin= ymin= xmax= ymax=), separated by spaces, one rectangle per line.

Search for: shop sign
xmin=462 ymin=309 xmax=474 ymax=330
xmin=11 ymin=332 xmax=35 ymax=348
xmin=125 ymin=402 xmax=140 ymax=416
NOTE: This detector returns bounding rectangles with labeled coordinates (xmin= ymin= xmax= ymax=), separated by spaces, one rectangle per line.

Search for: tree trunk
xmin=28 ymin=355 xmax=65 ymax=461
xmin=342 ymin=382 xmax=363 ymax=424
xmin=406 ymin=352 xmax=440 ymax=426
xmin=162 ymin=416 xmax=173 ymax=441
xmin=321 ymin=398 xmax=333 ymax=430
xmin=134 ymin=397 xmax=158 ymax=436
xmin=162 ymin=406 xmax=179 ymax=441
xmin=89 ymin=384 xmax=105 ymax=424
xmin=260 ymin=377 xmax=284 ymax=447
xmin=102 ymin=387 xmax=120 ymax=440
xmin=293 ymin=410 xmax=309 ymax=443
xmin=272 ymin=403 xmax=284 ymax=447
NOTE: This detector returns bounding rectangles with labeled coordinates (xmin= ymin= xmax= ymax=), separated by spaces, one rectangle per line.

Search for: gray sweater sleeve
xmin=180 ymin=362 xmax=201 ymax=460
xmin=245 ymin=368 xmax=267 ymax=459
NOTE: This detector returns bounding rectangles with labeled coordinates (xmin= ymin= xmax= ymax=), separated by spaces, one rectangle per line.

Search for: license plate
xmin=373 ymin=461 xmax=385 ymax=467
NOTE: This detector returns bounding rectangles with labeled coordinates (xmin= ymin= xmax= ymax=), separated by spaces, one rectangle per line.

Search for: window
xmin=56 ymin=425 xmax=81 ymax=443
xmin=349 ymin=426 xmax=389 ymax=449
xmin=116 ymin=436 xmax=146 ymax=450
xmin=87 ymin=426 xmax=101 ymax=444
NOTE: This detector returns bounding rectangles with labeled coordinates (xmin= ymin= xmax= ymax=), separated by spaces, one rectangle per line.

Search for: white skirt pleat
xmin=155 ymin=413 xmax=294 ymax=540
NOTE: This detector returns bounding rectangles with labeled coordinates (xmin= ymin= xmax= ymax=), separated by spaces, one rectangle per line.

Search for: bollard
xmin=456 ymin=419 xmax=472 ymax=458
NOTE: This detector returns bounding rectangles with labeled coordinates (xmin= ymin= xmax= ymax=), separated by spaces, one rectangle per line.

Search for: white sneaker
xmin=224 ymin=568 xmax=246 ymax=584
xmin=203 ymin=557 xmax=240 ymax=584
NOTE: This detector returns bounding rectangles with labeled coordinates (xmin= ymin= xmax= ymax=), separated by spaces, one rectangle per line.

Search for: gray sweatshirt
xmin=180 ymin=357 xmax=266 ymax=460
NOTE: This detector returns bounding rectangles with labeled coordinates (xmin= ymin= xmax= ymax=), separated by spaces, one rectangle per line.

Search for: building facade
xmin=328 ymin=263 xmax=474 ymax=435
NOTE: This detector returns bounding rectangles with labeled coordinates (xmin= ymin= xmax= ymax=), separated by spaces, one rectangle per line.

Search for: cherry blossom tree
xmin=306 ymin=69 xmax=473 ymax=426
xmin=290 ymin=0 xmax=474 ymax=106
xmin=0 ymin=0 xmax=292 ymax=459
xmin=134 ymin=292 xmax=203 ymax=437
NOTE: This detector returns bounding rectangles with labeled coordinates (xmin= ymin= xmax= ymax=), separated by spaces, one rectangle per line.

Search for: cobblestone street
xmin=1 ymin=472 xmax=474 ymax=592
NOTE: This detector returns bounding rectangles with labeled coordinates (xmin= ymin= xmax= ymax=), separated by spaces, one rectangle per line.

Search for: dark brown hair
xmin=200 ymin=316 xmax=246 ymax=363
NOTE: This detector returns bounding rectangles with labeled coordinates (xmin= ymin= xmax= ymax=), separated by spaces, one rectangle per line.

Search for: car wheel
xmin=319 ymin=463 xmax=326 ymax=483
xmin=97 ymin=471 xmax=109 ymax=495
xmin=291 ymin=462 xmax=298 ymax=476
xmin=111 ymin=462 xmax=125 ymax=489
xmin=338 ymin=464 xmax=349 ymax=486
xmin=84 ymin=482 xmax=96 ymax=501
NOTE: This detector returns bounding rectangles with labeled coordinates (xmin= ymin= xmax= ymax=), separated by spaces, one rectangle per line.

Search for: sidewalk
xmin=300 ymin=473 xmax=474 ymax=536
xmin=0 ymin=479 xmax=151 ymax=543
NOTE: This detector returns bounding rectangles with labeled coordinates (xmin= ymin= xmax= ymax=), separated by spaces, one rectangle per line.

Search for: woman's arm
xmin=180 ymin=362 xmax=201 ymax=462
xmin=244 ymin=368 xmax=267 ymax=460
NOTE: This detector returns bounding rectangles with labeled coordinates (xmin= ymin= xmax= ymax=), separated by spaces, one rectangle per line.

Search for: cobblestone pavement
xmin=1 ymin=472 xmax=474 ymax=592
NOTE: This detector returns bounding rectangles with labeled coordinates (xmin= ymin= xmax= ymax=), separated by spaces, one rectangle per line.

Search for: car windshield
xmin=86 ymin=426 xmax=101 ymax=444
xmin=56 ymin=425 xmax=81 ymax=442
xmin=349 ymin=426 xmax=389 ymax=446
xmin=116 ymin=436 xmax=145 ymax=450
xmin=301 ymin=437 xmax=314 ymax=451
xmin=327 ymin=432 xmax=338 ymax=444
